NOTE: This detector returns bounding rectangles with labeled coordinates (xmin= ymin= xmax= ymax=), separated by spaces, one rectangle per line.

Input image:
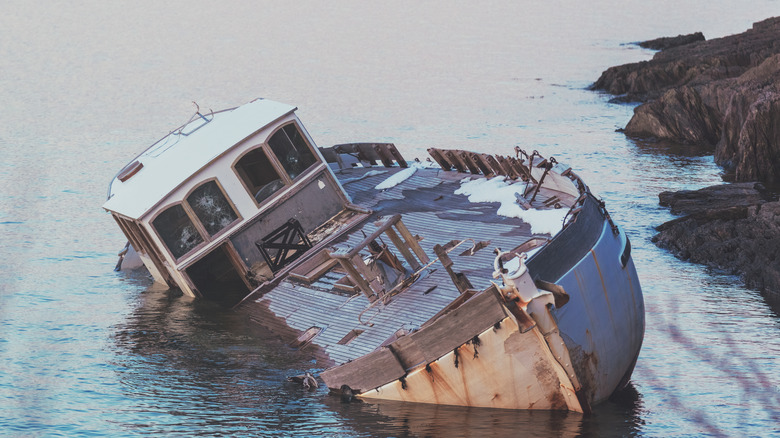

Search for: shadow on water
xmin=628 ymin=137 xmax=716 ymax=159
xmin=323 ymin=383 xmax=644 ymax=438
xmin=109 ymin=285 xmax=343 ymax=435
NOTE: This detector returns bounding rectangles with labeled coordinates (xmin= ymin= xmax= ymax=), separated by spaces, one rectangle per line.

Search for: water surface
xmin=2 ymin=1 xmax=780 ymax=436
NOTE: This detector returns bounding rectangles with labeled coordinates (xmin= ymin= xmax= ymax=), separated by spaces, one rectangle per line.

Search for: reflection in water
xmin=324 ymin=384 xmax=644 ymax=438
xmin=629 ymin=137 xmax=716 ymax=158
xmin=110 ymin=286 xmax=335 ymax=435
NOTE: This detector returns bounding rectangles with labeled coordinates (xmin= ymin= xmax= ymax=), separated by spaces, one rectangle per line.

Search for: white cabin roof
xmin=103 ymin=98 xmax=296 ymax=219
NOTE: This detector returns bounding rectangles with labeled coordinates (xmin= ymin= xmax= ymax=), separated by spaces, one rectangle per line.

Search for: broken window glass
xmin=269 ymin=124 xmax=317 ymax=180
xmin=187 ymin=180 xmax=239 ymax=236
xmin=153 ymin=204 xmax=204 ymax=258
xmin=234 ymin=147 xmax=285 ymax=203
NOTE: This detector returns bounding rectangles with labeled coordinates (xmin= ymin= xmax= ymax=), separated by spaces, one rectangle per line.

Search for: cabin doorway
xmin=186 ymin=244 xmax=250 ymax=307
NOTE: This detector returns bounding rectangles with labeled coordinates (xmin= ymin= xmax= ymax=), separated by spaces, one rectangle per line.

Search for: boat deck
xmin=239 ymin=164 xmax=575 ymax=367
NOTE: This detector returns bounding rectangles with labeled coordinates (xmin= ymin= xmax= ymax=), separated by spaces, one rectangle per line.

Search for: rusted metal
xmin=358 ymin=316 xmax=585 ymax=412
xmin=373 ymin=144 xmax=396 ymax=167
xmin=481 ymin=154 xmax=506 ymax=177
xmin=385 ymin=144 xmax=408 ymax=168
xmin=469 ymin=152 xmax=495 ymax=177
xmin=508 ymin=156 xmax=534 ymax=182
xmin=373 ymin=143 xmax=408 ymax=168
xmin=426 ymin=148 xmax=453 ymax=170
xmin=535 ymin=279 xmax=570 ymax=308
xmin=107 ymin=98 xmax=644 ymax=414
xmin=457 ymin=150 xmax=481 ymax=174
xmin=332 ymin=142 xmax=405 ymax=167
xmin=443 ymin=150 xmax=467 ymax=173
xmin=495 ymin=155 xmax=521 ymax=179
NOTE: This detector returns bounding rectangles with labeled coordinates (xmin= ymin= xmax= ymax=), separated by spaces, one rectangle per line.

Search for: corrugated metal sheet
xmin=240 ymin=165 xmax=571 ymax=366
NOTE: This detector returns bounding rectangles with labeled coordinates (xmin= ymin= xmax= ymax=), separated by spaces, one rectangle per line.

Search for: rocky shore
xmin=593 ymin=16 xmax=780 ymax=183
xmin=652 ymin=184 xmax=780 ymax=300
xmin=593 ymin=17 xmax=780 ymax=301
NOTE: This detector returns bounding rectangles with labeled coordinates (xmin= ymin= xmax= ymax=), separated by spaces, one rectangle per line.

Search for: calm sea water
xmin=2 ymin=1 xmax=780 ymax=436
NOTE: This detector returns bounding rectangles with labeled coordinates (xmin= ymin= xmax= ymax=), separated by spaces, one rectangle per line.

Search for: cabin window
xmin=186 ymin=180 xmax=239 ymax=236
xmin=268 ymin=124 xmax=317 ymax=180
xmin=152 ymin=204 xmax=204 ymax=259
xmin=234 ymin=147 xmax=285 ymax=203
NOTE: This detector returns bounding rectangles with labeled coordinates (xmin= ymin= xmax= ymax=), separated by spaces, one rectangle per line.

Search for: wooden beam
xmin=321 ymin=347 xmax=406 ymax=392
xmin=394 ymin=220 xmax=429 ymax=264
xmin=433 ymin=244 xmax=473 ymax=294
xmin=330 ymin=253 xmax=376 ymax=301
xmin=350 ymin=254 xmax=385 ymax=297
xmin=390 ymin=288 xmax=507 ymax=366
xmin=334 ymin=214 xmax=402 ymax=260
xmin=385 ymin=227 xmax=422 ymax=271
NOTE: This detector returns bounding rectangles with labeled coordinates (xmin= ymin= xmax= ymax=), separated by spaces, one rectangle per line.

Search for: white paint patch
xmin=454 ymin=177 xmax=567 ymax=235
xmin=341 ymin=170 xmax=388 ymax=185
xmin=375 ymin=167 xmax=417 ymax=190
xmin=364 ymin=170 xmax=389 ymax=178
xmin=317 ymin=179 xmax=326 ymax=189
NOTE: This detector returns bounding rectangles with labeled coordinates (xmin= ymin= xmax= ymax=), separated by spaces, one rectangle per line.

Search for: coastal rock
xmin=725 ymin=88 xmax=780 ymax=183
xmin=638 ymin=32 xmax=705 ymax=51
xmin=658 ymin=182 xmax=767 ymax=215
xmin=653 ymin=183 xmax=780 ymax=297
xmin=593 ymin=17 xmax=780 ymax=183
xmin=593 ymin=17 xmax=780 ymax=101
xmin=623 ymin=85 xmax=723 ymax=145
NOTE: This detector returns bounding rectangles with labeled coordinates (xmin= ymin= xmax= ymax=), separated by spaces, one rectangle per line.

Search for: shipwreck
xmin=104 ymin=98 xmax=645 ymax=412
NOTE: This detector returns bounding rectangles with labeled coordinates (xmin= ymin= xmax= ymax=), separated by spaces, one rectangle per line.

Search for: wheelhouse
xmin=104 ymin=99 xmax=352 ymax=306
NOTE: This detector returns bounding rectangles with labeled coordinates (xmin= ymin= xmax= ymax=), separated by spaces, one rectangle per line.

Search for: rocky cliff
xmin=593 ymin=17 xmax=780 ymax=183
xmin=595 ymin=17 xmax=780 ymax=300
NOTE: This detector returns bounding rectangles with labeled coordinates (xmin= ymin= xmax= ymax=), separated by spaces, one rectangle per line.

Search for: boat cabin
xmin=103 ymin=99 xmax=355 ymax=306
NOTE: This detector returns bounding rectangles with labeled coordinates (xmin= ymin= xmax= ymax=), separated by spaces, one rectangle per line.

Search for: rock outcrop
xmin=593 ymin=17 xmax=780 ymax=183
xmin=652 ymin=183 xmax=780 ymax=299
xmin=596 ymin=18 xmax=780 ymax=299
xmin=638 ymin=32 xmax=705 ymax=51
xmin=657 ymin=182 xmax=768 ymax=215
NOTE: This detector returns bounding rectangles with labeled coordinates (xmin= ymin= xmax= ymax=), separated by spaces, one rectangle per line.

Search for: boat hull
xmin=325 ymin=199 xmax=644 ymax=411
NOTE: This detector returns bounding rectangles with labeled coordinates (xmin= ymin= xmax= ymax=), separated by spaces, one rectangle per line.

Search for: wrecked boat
xmin=104 ymin=98 xmax=645 ymax=412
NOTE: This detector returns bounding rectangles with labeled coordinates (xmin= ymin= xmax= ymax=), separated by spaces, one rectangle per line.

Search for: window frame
xmin=185 ymin=178 xmax=242 ymax=238
xmin=268 ymin=122 xmax=319 ymax=181
xmin=150 ymin=178 xmax=242 ymax=262
xmin=232 ymin=144 xmax=289 ymax=208
xmin=232 ymin=121 xmax=321 ymax=208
